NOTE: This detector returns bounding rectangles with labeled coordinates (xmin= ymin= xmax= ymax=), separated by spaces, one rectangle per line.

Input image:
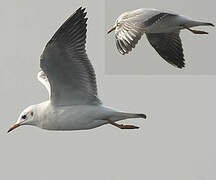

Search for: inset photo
xmin=105 ymin=0 xmax=215 ymax=74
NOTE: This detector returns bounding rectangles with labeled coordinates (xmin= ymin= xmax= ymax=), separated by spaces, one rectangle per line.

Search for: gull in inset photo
xmin=108 ymin=8 xmax=214 ymax=68
xmin=8 ymin=7 xmax=147 ymax=133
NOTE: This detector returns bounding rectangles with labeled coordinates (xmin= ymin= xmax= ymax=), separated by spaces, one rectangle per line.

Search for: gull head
xmin=8 ymin=105 xmax=38 ymax=133
xmin=107 ymin=23 xmax=117 ymax=34
xmin=107 ymin=13 xmax=127 ymax=34
xmin=107 ymin=9 xmax=144 ymax=34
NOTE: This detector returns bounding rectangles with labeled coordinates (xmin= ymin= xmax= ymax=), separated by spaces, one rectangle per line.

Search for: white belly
xmin=145 ymin=15 xmax=188 ymax=33
xmin=41 ymin=105 xmax=115 ymax=131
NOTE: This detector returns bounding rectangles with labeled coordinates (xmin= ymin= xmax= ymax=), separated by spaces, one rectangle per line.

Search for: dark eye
xmin=31 ymin=112 xmax=34 ymax=116
xmin=22 ymin=115 xmax=27 ymax=119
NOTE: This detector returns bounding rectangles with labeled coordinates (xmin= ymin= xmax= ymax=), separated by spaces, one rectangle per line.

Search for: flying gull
xmin=8 ymin=7 xmax=146 ymax=133
xmin=108 ymin=8 xmax=214 ymax=68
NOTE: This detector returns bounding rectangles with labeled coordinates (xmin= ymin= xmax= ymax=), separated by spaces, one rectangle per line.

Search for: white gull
xmin=108 ymin=8 xmax=214 ymax=68
xmin=8 ymin=7 xmax=146 ymax=133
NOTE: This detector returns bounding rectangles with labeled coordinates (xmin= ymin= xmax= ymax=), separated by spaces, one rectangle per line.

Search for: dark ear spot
xmin=31 ymin=112 xmax=34 ymax=116
xmin=22 ymin=115 xmax=27 ymax=119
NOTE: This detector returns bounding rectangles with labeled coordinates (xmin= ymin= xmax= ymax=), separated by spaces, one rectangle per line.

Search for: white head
xmin=107 ymin=12 xmax=128 ymax=34
xmin=8 ymin=105 xmax=39 ymax=133
xmin=107 ymin=9 xmax=144 ymax=34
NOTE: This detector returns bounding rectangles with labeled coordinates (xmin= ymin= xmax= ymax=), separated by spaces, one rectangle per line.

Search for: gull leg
xmin=183 ymin=25 xmax=208 ymax=34
xmin=107 ymin=119 xmax=139 ymax=129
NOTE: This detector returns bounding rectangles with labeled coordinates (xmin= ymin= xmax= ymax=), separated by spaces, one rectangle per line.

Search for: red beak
xmin=107 ymin=26 xmax=116 ymax=34
xmin=7 ymin=123 xmax=20 ymax=133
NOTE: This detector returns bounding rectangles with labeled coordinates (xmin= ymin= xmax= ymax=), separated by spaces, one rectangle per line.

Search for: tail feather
xmin=186 ymin=20 xmax=215 ymax=27
xmin=137 ymin=114 xmax=147 ymax=119
xmin=200 ymin=22 xmax=215 ymax=27
xmin=115 ymin=112 xmax=147 ymax=120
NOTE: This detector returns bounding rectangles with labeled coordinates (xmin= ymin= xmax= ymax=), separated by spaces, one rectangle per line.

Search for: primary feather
xmin=109 ymin=8 xmax=214 ymax=68
xmin=40 ymin=8 xmax=101 ymax=106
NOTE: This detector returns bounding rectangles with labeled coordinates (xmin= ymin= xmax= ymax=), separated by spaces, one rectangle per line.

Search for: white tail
xmin=110 ymin=112 xmax=147 ymax=122
xmin=185 ymin=20 xmax=214 ymax=28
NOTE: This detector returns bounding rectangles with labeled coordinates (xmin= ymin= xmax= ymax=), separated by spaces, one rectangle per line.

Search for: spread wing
xmin=114 ymin=9 xmax=178 ymax=55
xmin=40 ymin=7 xmax=101 ymax=106
xmin=146 ymin=32 xmax=185 ymax=68
xmin=115 ymin=21 xmax=145 ymax=55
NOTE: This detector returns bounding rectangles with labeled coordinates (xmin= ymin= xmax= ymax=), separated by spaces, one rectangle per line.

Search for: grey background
xmin=105 ymin=0 xmax=216 ymax=74
xmin=1 ymin=0 xmax=216 ymax=180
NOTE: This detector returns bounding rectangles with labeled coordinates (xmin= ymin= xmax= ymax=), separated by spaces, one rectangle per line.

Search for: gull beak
xmin=107 ymin=26 xmax=116 ymax=34
xmin=7 ymin=123 xmax=20 ymax=133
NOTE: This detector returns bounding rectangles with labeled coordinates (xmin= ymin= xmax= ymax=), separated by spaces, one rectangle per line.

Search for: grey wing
xmin=114 ymin=9 xmax=178 ymax=55
xmin=146 ymin=32 xmax=185 ymax=68
xmin=113 ymin=9 xmax=154 ymax=55
xmin=115 ymin=21 xmax=145 ymax=55
xmin=40 ymin=7 xmax=101 ymax=106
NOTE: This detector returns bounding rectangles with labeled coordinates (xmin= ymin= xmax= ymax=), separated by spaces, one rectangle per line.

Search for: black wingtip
xmin=206 ymin=23 xmax=215 ymax=27
xmin=47 ymin=6 xmax=88 ymax=46
xmin=172 ymin=58 xmax=185 ymax=69
xmin=79 ymin=7 xmax=87 ymax=19
xmin=137 ymin=114 xmax=147 ymax=119
xmin=177 ymin=63 xmax=185 ymax=69
xmin=76 ymin=7 xmax=86 ymax=14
